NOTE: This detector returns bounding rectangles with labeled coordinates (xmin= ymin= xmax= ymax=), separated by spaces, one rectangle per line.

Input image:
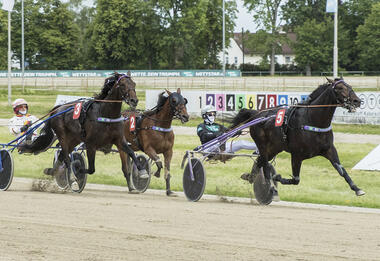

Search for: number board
xmin=215 ymin=94 xmax=225 ymax=111
xmin=257 ymin=94 xmax=266 ymax=110
xmin=206 ymin=94 xmax=215 ymax=107
xmin=278 ymin=95 xmax=288 ymax=106
xmin=267 ymin=94 xmax=277 ymax=108
xmin=226 ymin=94 xmax=235 ymax=111
xmin=236 ymin=94 xmax=245 ymax=110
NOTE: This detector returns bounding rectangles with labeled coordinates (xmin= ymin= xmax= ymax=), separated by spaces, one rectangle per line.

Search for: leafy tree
xmin=282 ymin=0 xmax=328 ymax=30
xmin=243 ymin=0 xmax=285 ymax=75
xmin=89 ymin=0 xmax=163 ymax=69
xmin=293 ymin=18 xmax=333 ymax=75
xmin=11 ymin=0 xmax=80 ymax=69
xmin=154 ymin=0 xmax=236 ymax=69
xmin=356 ymin=2 xmax=380 ymax=71
xmin=0 ymin=10 xmax=8 ymax=69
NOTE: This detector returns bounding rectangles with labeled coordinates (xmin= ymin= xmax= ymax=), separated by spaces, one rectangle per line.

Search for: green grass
xmin=1 ymin=125 xmax=379 ymax=208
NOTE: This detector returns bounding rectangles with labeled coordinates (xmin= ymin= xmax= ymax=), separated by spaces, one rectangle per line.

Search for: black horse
xmin=230 ymin=77 xmax=365 ymax=197
xmin=20 ymin=72 xmax=148 ymax=189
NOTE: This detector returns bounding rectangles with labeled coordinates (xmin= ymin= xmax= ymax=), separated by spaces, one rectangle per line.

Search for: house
xmin=219 ymin=32 xmax=297 ymax=68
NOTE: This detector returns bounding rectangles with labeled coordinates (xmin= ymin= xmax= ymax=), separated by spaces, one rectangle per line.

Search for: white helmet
xmin=12 ymin=98 xmax=28 ymax=109
xmin=201 ymin=105 xmax=216 ymax=118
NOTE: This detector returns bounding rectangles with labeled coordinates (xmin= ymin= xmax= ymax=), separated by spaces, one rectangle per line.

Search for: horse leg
xmin=273 ymin=155 xmax=302 ymax=185
xmin=144 ymin=147 xmax=162 ymax=178
xmin=163 ymin=149 xmax=176 ymax=197
xmin=324 ymin=146 xmax=365 ymax=196
xmin=118 ymin=150 xmax=134 ymax=192
xmin=85 ymin=146 xmax=96 ymax=174
xmin=120 ymin=141 xmax=149 ymax=178
xmin=257 ymin=156 xmax=279 ymax=199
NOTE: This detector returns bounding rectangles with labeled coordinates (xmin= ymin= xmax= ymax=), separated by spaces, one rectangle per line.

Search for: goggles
xmin=206 ymin=112 xmax=216 ymax=117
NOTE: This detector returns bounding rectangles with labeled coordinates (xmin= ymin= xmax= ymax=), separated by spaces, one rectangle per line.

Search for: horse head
xmin=166 ymin=88 xmax=189 ymax=123
xmin=115 ymin=71 xmax=138 ymax=109
xmin=327 ymin=77 xmax=361 ymax=112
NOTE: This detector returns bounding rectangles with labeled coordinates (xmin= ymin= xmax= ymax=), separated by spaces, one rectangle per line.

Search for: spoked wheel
xmin=67 ymin=151 xmax=87 ymax=193
xmin=253 ymin=163 xmax=278 ymax=205
xmin=53 ymin=149 xmax=69 ymax=190
xmin=183 ymin=157 xmax=205 ymax=202
xmin=0 ymin=149 xmax=14 ymax=191
xmin=130 ymin=154 xmax=151 ymax=193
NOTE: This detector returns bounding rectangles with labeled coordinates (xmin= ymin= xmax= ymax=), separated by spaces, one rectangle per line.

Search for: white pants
xmin=204 ymin=140 xmax=257 ymax=153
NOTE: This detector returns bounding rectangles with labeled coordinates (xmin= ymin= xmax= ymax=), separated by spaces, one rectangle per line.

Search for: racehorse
xmin=19 ymin=72 xmax=148 ymax=189
xmin=122 ymin=88 xmax=189 ymax=195
xmin=229 ymin=77 xmax=365 ymax=197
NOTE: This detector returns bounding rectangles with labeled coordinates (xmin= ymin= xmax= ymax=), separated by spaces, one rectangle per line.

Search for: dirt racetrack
xmin=1 ymin=178 xmax=380 ymax=261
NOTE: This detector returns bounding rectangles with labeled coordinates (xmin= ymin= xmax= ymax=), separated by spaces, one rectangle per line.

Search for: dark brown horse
xmin=19 ymin=72 xmax=148 ymax=188
xmin=122 ymin=88 xmax=189 ymax=195
xmin=230 ymin=77 xmax=365 ymax=197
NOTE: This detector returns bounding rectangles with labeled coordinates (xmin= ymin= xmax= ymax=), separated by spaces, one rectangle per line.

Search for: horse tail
xmin=229 ymin=109 xmax=259 ymax=129
xmin=18 ymin=120 xmax=56 ymax=155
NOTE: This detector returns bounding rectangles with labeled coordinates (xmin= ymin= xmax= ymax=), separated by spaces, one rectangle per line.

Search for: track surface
xmin=1 ymin=178 xmax=380 ymax=261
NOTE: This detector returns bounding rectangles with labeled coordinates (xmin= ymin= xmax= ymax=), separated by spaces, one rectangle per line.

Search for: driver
xmin=197 ymin=105 xmax=258 ymax=154
xmin=9 ymin=98 xmax=39 ymax=143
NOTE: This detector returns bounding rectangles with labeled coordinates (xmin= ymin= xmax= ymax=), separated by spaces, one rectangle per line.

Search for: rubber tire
xmin=253 ymin=163 xmax=277 ymax=205
xmin=130 ymin=154 xmax=151 ymax=193
xmin=68 ymin=152 xmax=87 ymax=193
xmin=0 ymin=150 xmax=14 ymax=191
xmin=183 ymin=158 xmax=205 ymax=202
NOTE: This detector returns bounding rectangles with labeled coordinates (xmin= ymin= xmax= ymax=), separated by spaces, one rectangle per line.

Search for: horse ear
xmin=325 ymin=77 xmax=333 ymax=83
xmin=177 ymin=88 xmax=181 ymax=94
xmin=127 ymin=71 xmax=131 ymax=77
xmin=165 ymin=89 xmax=172 ymax=95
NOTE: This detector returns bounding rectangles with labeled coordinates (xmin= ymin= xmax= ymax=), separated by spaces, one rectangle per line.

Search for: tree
xmin=356 ymin=2 xmax=380 ymax=71
xmin=11 ymin=0 xmax=80 ymax=69
xmin=243 ymin=0 xmax=285 ymax=75
xmin=154 ymin=0 xmax=236 ymax=69
xmin=293 ymin=19 xmax=333 ymax=75
xmin=0 ymin=10 xmax=7 ymax=69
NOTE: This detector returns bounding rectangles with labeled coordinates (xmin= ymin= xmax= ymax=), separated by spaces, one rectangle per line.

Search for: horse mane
xmin=94 ymin=73 xmax=119 ymax=99
xmin=143 ymin=92 xmax=168 ymax=116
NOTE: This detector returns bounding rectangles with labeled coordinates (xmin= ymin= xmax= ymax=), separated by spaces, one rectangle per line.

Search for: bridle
xmin=331 ymin=80 xmax=357 ymax=110
xmin=115 ymin=74 xmax=136 ymax=105
xmin=169 ymin=93 xmax=188 ymax=121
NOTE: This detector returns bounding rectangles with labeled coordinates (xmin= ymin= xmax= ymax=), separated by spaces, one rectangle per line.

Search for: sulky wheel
xmin=53 ymin=149 xmax=69 ymax=190
xmin=130 ymin=154 xmax=151 ymax=193
xmin=67 ymin=151 xmax=87 ymax=193
xmin=253 ymin=163 xmax=278 ymax=205
xmin=0 ymin=149 xmax=14 ymax=191
xmin=183 ymin=157 xmax=205 ymax=202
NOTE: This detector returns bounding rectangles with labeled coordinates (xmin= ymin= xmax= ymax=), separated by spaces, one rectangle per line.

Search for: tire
xmin=0 ymin=150 xmax=14 ymax=191
xmin=253 ymin=163 xmax=277 ymax=205
xmin=67 ymin=151 xmax=87 ymax=193
xmin=183 ymin=158 xmax=205 ymax=202
xmin=53 ymin=149 xmax=69 ymax=190
xmin=130 ymin=154 xmax=151 ymax=193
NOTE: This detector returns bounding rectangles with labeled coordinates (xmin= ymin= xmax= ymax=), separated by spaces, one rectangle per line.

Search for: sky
xmin=234 ymin=0 xmax=257 ymax=32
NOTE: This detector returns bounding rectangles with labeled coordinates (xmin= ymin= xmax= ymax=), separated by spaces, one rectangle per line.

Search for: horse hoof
xmin=154 ymin=171 xmax=160 ymax=178
xmin=356 ymin=190 xmax=365 ymax=196
xmin=43 ymin=168 xmax=54 ymax=176
xmin=166 ymin=190 xmax=177 ymax=197
xmin=271 ymin=187 xmax=280 ymax=202
xmin=128 ymin=190 xmax=140 ymax=194
xmin=240 ymin=173 xmax=254 ymax=184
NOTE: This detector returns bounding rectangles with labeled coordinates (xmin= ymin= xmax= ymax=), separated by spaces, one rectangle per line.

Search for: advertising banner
xmin=146 ymin=90 xmax=380 ymax=125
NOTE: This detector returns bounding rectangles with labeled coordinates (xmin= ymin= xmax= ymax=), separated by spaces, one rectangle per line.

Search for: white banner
xmin=146 ymin=90 xmax=380 ymax=125
xmin=1 ymin=0 xmax=14 ymax=11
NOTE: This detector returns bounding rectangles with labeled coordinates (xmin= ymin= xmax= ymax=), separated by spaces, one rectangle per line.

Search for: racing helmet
xmin=201 ymin=105 xmax=216 ymax=119
xmin=12 ymin=98 xmax=28 ymax=114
